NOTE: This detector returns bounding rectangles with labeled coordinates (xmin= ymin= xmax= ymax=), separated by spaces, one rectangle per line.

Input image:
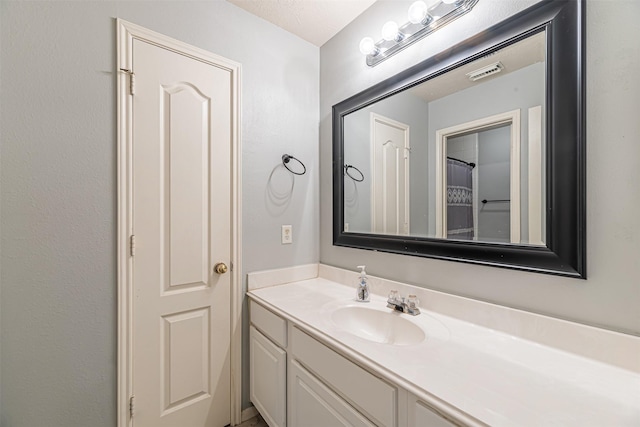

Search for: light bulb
xmin=408 ymin=1 xmax=429 ymax=24
xmin=359 ymin=37 xmax=377 ymax=55
xmin=381 ymin=21 xmax=400 ymax=41
xmin=442 ymin=0 xmax=458 ymax=4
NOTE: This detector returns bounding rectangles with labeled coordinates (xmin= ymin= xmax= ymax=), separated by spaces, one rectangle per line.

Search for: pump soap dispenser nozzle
xmin=356 ymin=265 xmax=370 ymax=302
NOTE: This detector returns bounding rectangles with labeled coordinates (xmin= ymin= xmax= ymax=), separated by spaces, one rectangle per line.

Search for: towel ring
xmin=282 ymin=154 xmax=306 ymax=175
xmin=344 ymin=164 xmax=364 ymax=182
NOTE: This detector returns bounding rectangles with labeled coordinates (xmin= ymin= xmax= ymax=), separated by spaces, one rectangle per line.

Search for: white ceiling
xmin=226 ymin=0 xmax=378 ymax=47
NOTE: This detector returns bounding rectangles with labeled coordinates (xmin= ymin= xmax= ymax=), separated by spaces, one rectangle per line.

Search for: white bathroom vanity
xmin=247 ymin=264 xmax=640 ymax=427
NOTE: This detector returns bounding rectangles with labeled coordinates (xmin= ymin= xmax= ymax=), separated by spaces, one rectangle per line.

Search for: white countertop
xmin=248 ymin=277 xmax=640 ymax=427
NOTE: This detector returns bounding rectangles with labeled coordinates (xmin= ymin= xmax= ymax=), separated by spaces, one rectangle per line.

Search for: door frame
xmin=116 ymin=19 xmax=243 ymax=427
xmin=435 ymin=109 xmax=521 ymax=242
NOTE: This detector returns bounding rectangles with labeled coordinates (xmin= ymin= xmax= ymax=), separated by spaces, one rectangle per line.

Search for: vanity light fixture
xmin=360 ymin=0 xmax=479 ymax=67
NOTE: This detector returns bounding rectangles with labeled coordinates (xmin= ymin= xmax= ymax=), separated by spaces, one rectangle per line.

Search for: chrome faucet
xmin=387 ymin=290 xmax=420 ymax=316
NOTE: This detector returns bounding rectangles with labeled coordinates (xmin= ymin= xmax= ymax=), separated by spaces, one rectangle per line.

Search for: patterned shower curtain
xmin=447 ymin=158 xmax=474 ymax=240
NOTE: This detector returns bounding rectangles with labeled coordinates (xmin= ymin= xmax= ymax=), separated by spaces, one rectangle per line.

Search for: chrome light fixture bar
xmin=361 ymin=0 xmax=480 ymax=67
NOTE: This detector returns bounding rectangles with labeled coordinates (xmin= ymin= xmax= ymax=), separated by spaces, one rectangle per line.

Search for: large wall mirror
xmin=333 ymin=0 xmax=585 ymax=278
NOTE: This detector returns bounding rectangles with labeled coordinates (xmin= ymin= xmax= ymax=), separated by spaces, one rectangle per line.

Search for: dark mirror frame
xmin=333 ymin=0 xmax=586 ymax=278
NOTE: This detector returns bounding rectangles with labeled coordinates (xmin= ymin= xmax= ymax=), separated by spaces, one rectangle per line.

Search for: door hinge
xmin=130 ymin=235 xmax=136 ymax=257
xmin=129 ymin=395 xmax=135 ymax=418
xmin=120 ymin=68 xmax=136 ymax=95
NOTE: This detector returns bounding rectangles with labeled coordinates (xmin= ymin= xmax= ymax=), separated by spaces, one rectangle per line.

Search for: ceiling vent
xmin=466 ymin=61 xmax=504 ymax=82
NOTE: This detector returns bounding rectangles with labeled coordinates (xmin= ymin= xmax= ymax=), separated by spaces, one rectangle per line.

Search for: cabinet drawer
xmin=291 ymin=327 xmax=397 ymax=427
xmin=250 ymin=300 xmax=287 ymax=348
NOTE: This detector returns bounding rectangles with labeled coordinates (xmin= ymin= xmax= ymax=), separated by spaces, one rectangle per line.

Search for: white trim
xmin=528 ymin=106 xmax=544 ymax=245
xmin=435 ymin=110 xmax=521 ymax=242
xmin=472 ymin=134 xmax=479 ymax=239
xmin=117 ymin=19 xmax=243 ymax=427
xmin=116 ymin=20 xmax=133 ymax=427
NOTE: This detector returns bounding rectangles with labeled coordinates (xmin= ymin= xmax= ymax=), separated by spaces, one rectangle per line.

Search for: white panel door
xmin=132 ymin=38 xmax=232 ymax=427
xmin=371 ymin=114 xmax=410 ymax=235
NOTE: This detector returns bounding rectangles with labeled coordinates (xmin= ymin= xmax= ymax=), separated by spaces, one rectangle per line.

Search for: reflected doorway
xmin=435 ymin=109 xmax=522 ymax=243
xmin=447 ymin=124 xmax=512 ymax=243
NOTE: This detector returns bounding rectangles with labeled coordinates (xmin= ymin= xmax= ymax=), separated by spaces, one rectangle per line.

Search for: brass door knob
xmin=214 ymin=262 xmax=228 ymax=275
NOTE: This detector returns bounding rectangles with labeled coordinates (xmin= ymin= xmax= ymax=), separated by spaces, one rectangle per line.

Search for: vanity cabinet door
xmin=291 ymin=327 xmax=397 ymax=426
xmin=250 ymin=326 xmax=286 ymax=427
xmin=408 ymin=396 xmax=459 ymax=427
xmin=289 ymin=360 xmax=376 ymax=427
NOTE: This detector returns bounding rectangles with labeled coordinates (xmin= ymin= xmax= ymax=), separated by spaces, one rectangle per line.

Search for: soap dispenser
xmin=356 ymin=265 xmax=370 ymax=302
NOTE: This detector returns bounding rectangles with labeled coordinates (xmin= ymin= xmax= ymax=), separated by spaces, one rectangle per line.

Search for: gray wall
xmin=320 ymin=0 xmax=640 ymax=335
xmin=0 ymin=1 xmax=318 ymax=426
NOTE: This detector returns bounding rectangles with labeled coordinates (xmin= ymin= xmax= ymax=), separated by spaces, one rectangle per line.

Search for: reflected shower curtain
xmin=447 ymin=158 xmax=474 ymax=240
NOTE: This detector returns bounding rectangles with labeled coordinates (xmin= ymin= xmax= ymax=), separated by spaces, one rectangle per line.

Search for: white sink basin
xmin=331 ymin=305 xmax=426 ymax=345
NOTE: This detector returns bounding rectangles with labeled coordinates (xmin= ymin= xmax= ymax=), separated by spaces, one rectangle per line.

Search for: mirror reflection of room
xmin=446 ymin=124 xmax=512 ymax=243
xmin=343 ymin=31 xmax=546 ymax=246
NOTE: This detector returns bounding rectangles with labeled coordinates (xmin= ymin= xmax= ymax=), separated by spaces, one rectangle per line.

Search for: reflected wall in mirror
xmin=333 ymin=0 xmax=586 ymax=278
xmin=343 ymin=32 xmax=546 ymax=246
